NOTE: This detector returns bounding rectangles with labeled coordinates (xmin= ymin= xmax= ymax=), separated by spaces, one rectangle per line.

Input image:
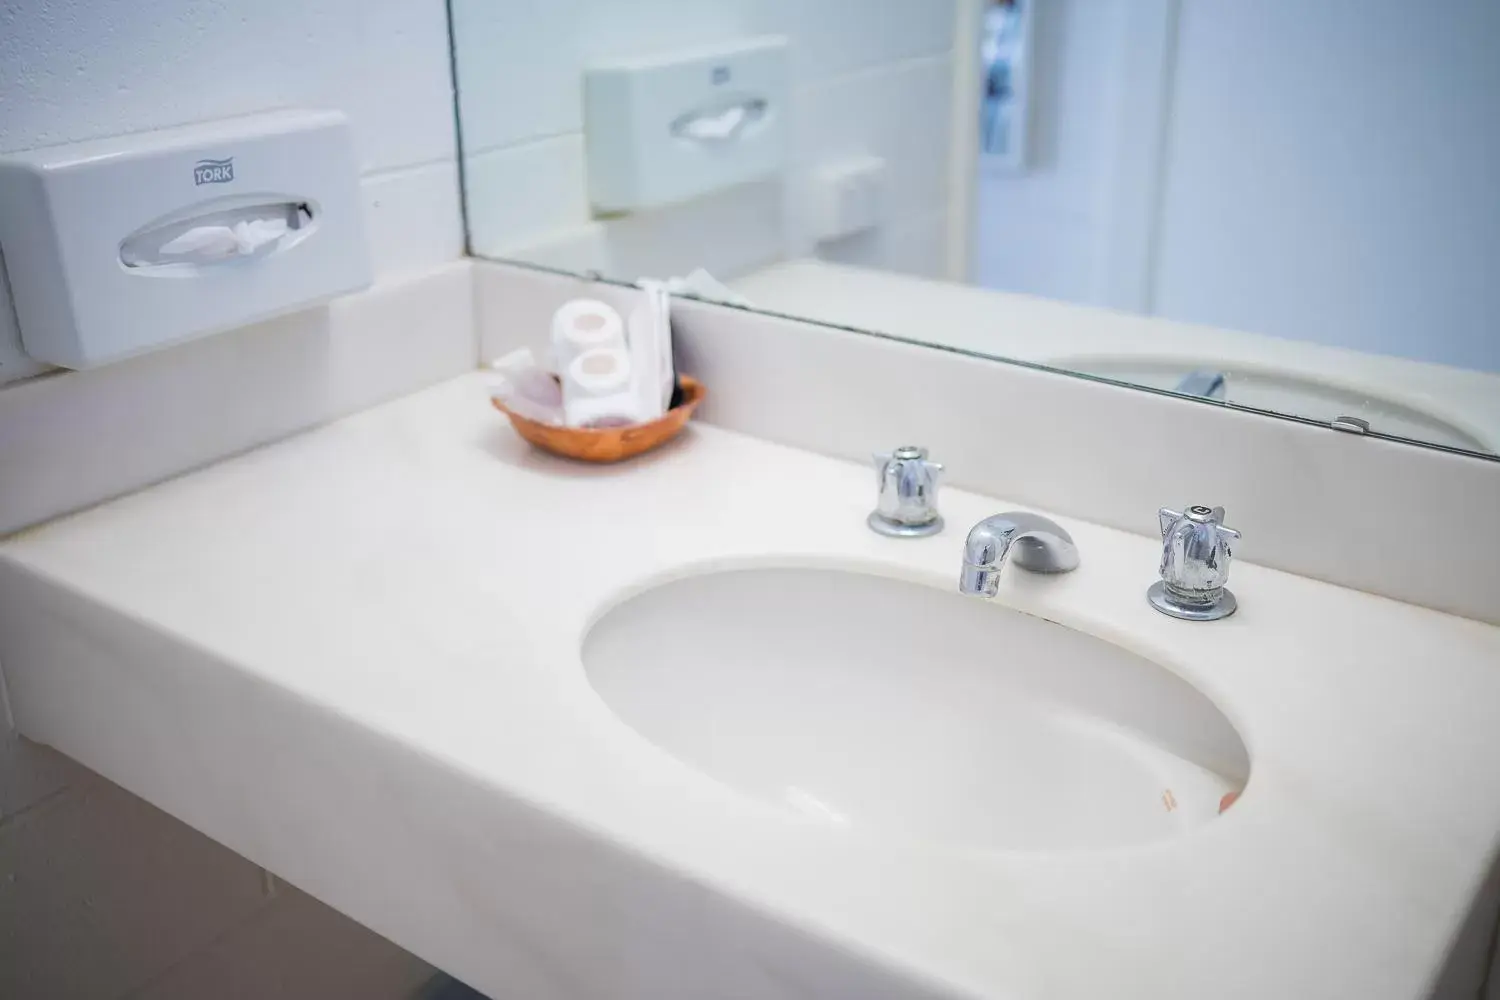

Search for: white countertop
xmin=734 ymin=259 xmax=1500 ymax=453
xmin=2 ymin=372 xmax=1499 ymax=999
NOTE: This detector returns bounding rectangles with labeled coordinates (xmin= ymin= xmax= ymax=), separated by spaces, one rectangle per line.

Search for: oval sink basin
xmin=583 ymin=568 xmax=1249 ymax=851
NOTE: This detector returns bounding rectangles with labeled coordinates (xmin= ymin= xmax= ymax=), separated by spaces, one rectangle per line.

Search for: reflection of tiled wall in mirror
xmin=451 ymin=0 xmax=958 ymax=284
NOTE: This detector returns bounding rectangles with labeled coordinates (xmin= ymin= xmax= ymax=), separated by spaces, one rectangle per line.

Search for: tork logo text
xmin=194 ymin=157 xmax=235 ymax=185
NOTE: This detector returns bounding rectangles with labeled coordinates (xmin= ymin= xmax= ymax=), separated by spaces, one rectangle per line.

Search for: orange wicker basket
xmin=491 ymin=376 xmax=705 ymax=463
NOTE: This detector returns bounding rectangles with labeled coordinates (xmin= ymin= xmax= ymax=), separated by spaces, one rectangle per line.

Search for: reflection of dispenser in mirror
xmin=0 ymin=109 xmax=370 ymax=369
xmin=584 ymin=36 xmax=787 ymax=212
xmin=669 ymin=98 xmax=768 ymax=144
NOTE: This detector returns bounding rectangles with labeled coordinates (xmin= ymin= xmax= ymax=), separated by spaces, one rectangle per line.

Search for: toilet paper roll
xmin=551 ymin=299 xmax=625 ymax=371
xmin=565 ymin=347 xmax=632 ymax=397
xmin=562 ymin=347 xmax=641 ymax=427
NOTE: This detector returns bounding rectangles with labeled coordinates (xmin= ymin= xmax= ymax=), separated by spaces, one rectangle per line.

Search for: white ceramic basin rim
xmin=582 ymin=566 xmax=1249 ymax=851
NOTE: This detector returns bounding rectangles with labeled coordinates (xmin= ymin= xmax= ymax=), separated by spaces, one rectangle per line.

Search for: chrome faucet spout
xmin=958 ymin=512 xmax=1079 ymax=597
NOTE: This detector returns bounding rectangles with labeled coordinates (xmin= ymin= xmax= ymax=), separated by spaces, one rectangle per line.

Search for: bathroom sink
xmin=583 ymin=567 xmax=1248 ymax=851
xmin=1062 ymin=355 xmax=1490 ymax=452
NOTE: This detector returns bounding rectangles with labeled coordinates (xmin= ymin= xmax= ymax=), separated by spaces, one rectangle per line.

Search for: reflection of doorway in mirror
xmin=979 ymin=0 xmax=1032 ymax=171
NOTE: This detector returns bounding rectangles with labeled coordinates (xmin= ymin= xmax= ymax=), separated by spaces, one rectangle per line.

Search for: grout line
xmin=1478 ymin=891 xmax=1500 ymax=999
xmin=443 ymin=0 xmax=475 ymax=260
xmin=119 ymin=886 xmax=288 ymax=1000
xmin=459 ymin=129 xmax=584 ymax=162
xmin=453 ymin=51 xmax=960 ymax=166
xmin=360 ymin=158 xmax=460 ymax=183
xmin=0 ymin=783 xmax=72 ymax=836
xmin=795 ymin=50 xmax=955 ymax=95
xmin=0 ymin=656 xmax=15 ymax=731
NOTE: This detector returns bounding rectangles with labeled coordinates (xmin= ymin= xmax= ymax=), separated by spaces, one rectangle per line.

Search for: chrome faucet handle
xmin=867 ymin=445 xmax=944 ymax=538
xmin=1148 ymin=505 xmax=1241 ymax=621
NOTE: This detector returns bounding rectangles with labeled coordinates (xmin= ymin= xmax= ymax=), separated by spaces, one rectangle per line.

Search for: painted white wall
xmin=451 ymin=0 xmax=957 ymax=283
xmin=1153 ymin=0 xmax=1500 ymax=373
xmin=0 ymin=0 xmax=466 ymax=387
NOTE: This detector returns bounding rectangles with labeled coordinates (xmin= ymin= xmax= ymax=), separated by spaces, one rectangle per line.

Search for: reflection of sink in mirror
xmin=1063 ymin=356 xmax=1492 ymax=453
xmin=583 ymin=567 xmax=1248 ymax=851
xmin=730 ymin=260 xmax=1500 ymax=457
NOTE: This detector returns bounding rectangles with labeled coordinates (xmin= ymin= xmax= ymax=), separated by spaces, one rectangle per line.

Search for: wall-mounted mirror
xmin=449 ymin=0 xmax=1500 ymax=458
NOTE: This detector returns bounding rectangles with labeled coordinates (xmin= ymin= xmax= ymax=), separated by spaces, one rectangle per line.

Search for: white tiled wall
xmin=0 ymin=0 xmax=466 ymax=388
xmin=0 ymin=2 xmax=468 ymax=995
xmin=451 ymin=0 xmax=957 ymax=282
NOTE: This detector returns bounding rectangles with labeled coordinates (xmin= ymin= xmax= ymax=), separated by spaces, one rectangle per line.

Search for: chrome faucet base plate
xmin=1147 ymin=581 xmax=1237 ymax=621
xmin=867 ymin=512 xmax=944 ymax=538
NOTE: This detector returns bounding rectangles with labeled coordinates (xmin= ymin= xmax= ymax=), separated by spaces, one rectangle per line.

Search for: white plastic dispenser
xmin=584 ymin=36 xmax=788 ymax=212
xmin=0 ymin=109 xmax=371 ymax=369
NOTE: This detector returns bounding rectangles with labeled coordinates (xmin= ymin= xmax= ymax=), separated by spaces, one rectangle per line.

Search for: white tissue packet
xmin=160 ymin=216 xmax=289 ymax=259
xmin=654 ymin=268 xmax=752 ymax=308
xmin=626 ymin=282 xmax=674 ymax=422
xmin=488 ymin=348 xmax=564 ymax=424
xmin=160 ymin=225 xmax=243 ymax=259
